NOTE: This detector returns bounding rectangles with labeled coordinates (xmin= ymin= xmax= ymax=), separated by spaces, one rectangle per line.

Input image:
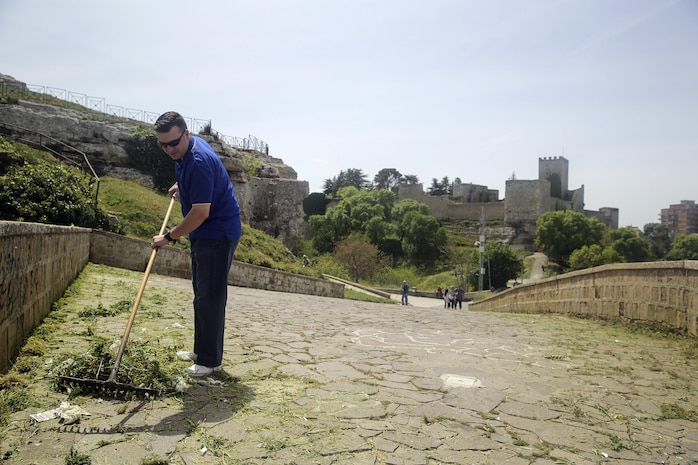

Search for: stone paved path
xmin=3 ymin=271 xmax=698 ymax=465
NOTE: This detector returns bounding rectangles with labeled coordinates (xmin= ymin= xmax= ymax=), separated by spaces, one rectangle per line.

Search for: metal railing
xmin=0 ymin=82 xmax=269 ymax=154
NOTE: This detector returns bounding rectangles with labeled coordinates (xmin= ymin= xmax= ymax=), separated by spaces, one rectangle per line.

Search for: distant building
xmin=661 ymin=200 xmax=698 ymax=236
xmin=504 ymin=156 xmax=618 ymax=230
xmin=395 ymin=156 xmax=618 ymax=250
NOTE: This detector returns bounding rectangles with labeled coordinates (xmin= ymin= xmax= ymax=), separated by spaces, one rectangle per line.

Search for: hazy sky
xmin=1 ymin=0 xmax=696 ymax=228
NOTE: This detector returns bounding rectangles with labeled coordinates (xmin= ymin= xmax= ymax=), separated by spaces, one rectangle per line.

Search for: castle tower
xmin=538 ymin=156 xmax=569 ymax=199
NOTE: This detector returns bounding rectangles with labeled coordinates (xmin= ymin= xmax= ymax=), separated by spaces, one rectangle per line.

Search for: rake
xmin=59 ymin=196 xmax=177 ymax=398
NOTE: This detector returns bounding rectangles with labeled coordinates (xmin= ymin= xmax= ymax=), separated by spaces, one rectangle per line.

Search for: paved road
xmin=4 ymin=270 xmax=698 ymax=465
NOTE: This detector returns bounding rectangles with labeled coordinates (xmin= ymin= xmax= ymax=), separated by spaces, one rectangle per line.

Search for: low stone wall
xmin=89 ymin=230 xmax=343 ymax=297
xmin=0 ymin=224 xmax=343 ymax=373
xmin=470 ymin=261 xmax=698 ymax=336
xmin=0 ymin=221 xmax=91 ymax=372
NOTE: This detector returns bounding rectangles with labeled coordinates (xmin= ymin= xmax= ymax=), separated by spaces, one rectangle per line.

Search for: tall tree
xmin=400 ymin=211 xmax=447 ymax=264
xmin=402 ymin=174 xmax=420 ymax=185
xmin=373 ymin=168 xmax=403 ymax=191
xmin=427 ymin=177 xmax=449 ymax=196
xmin=467 ymin=242 xmax=524 ymax=290
xmin=323 ymin=168 xmax=371 ymax=196
xmin=535 ymin=210 xmax=606 ymax=266
xmin=642 ymin=223 xmax=671 ymax=259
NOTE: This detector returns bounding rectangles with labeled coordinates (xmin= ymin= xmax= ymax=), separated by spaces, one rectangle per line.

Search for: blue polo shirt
xmin=175 ymin=136 xmax=242 ymax=240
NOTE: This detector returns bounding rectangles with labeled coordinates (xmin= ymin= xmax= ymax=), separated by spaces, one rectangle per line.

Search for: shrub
xmin=0 ymin=160 xmax=117 ymax=231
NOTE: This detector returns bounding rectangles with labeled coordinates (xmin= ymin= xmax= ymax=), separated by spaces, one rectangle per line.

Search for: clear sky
xmin=1 ymin=0 xmax=696 ymax=229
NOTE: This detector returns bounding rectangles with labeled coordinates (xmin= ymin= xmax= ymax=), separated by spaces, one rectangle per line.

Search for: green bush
xmin=0 ymin=159 xmax=118 ymax=231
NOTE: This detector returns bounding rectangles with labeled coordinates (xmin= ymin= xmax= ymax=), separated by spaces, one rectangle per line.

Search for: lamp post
xmin=478 ymin=206 xmax=485 ymax=291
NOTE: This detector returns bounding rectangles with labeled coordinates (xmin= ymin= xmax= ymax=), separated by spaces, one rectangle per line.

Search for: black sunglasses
xmin=159 ymin=129 xmax=186 ymax=148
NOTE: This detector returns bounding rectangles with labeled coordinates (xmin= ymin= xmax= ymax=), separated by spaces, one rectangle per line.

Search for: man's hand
xmin=152 ymin=234 xmax=168 ymax=249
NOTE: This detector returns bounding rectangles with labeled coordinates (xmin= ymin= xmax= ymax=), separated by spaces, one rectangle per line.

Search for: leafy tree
xmin=664 ymin=234 xmax=698 ymax=260
xmin=392 ymin=198 xmax=429 ymax=231
xmin=642 ymin=223 xmax=671 ymax=259
xmin=364 ymin=216 xmax=395 ymax=246
xmin=342 ymin=188 xmax=395 ymax=226
xmin=308 ymin=186 xmax=445 ymax=266
xmin=608 ymin=227 xmax=651 ymax=262
xmin=400 ymin=211 xmax=447 ymax=264
xmin=308 ymin=203 xmax=352 ymax=254
xmin=373 ymin=168 xmax=403 ymax=191
xmin=467 ymin=242 xmax=524 ymax=290
xmin=334 ymin=233 xmax=389 ymax=281
xmin=535 ymin=210 xmax=606 ymax=266
xmin=323 ymin=168 xmax=370 ymax=196
xmin=568 ymin=244 xmax=621 ymax=271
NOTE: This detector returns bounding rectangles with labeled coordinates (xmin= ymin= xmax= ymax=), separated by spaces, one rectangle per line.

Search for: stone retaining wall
xmin=89 ymin=230 xmax=343 ymax=298
xmin=0 ymin=221 xmax=91 ymax=372
xmin=1 ymin=223 xmax=343 ymax=373
xmin=470 ymin=261 xmax=698 ymax=336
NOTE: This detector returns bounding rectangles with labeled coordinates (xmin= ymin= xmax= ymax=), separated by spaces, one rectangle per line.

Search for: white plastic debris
xmin=56 ymin=401 xmax=91 ymax=425
xmin=174 ymin=378 xmax=188 ymax=393
xmin=33 ymin=402 xmax=90 ymax=425
xmin=171 ymin=323 xmax=185 ymax=328
xmin=200 ymin=447 xmax=208 ymax=456
xmin=109 ymin=338 xmax=121 ymax=354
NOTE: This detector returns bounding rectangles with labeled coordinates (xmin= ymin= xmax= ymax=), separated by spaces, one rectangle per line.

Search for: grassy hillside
xmin=98 ymin=176 xmax=319 ymax=277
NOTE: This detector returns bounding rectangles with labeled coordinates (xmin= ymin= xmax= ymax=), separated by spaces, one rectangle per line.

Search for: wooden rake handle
xmin=107 ymin=195 xmax=177 ymax=383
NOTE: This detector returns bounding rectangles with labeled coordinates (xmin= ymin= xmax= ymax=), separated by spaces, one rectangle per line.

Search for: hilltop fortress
xmin=397 ymin=156 xmax=618 ymax=249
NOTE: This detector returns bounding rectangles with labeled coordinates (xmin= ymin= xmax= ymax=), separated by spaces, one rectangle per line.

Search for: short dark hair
xmin=154 ymin=111 xmax=187 ymax=133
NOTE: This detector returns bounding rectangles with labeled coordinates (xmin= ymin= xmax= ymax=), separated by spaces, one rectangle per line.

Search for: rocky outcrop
xmin=0 ymin=80 xmax=308 ymax=245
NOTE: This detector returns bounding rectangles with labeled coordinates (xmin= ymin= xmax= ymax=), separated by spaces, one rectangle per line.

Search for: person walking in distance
xmin=401 ymin=280 xmax=410 ymax=305
xmin=151 ymin=111 xmax=242 ymax=377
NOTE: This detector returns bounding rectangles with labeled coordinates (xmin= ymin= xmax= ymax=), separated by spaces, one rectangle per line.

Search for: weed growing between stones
xmin=65 ymin=448 xmax=92 ymax=465
xmin=660 ymin=402 xmax=698 ymax=422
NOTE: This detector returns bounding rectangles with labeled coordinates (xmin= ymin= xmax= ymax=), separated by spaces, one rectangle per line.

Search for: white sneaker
xmin=177 ymin=351 xmax=197 ymax=362
xmin=185 ymin=364 xmax=222 ymax=377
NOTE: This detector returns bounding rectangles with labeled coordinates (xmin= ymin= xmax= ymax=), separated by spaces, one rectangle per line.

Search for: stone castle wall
xmin=396 ymin=184 xmax=504 ymax=221
xmin=0 ymin=222 xmax=343 ymax=373
xmin=503 ymin=179 xmax=553 ymax=223
xmin=470 ymin=261 xmax=698 ymax=337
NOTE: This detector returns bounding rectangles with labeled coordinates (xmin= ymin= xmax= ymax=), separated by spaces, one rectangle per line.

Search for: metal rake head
xmin=58 ymin=376 xmax=158 ymax=400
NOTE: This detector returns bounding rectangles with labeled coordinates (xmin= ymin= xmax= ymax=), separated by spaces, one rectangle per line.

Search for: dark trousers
xmin=190 ymin=237 xmax=239 ymax=368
